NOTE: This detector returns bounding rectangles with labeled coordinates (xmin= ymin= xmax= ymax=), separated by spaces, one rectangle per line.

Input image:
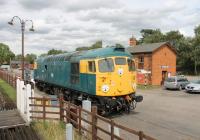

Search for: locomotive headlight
xmin=132 ymin=83 xmax=137 ymax=89
xmin=102 ymin=85 xmax=109 ymax=93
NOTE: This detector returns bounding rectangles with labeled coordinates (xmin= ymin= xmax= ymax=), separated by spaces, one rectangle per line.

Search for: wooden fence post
xmin=111 ymin=120 xmax=114 ymax=140
xmin=59 ymin=94 xmax=64 ymax=121
xmin=42 ymin=96 xmax=46 ymax=121
xmin=139 ymin=131 xmax=143 ymax=140
xmin=92 ymin=106 xmax=97 ymax=140
xmin=78 ymin=106 xmax=81 ymax=134
xmin=67 ymin=102 xmax=70 ymax=123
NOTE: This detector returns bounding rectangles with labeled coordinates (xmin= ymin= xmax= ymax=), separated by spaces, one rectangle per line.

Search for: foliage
xmin=137 ymin=84 xmax=160 ymax=90
xmin=138 ymin=27 xmax=200 ymax=74
xmin=15 ymin=54 xmax=37 ymax=64
xmin=25 ymin=54 xmax=37 ymax=64
xmin=31 ymin=121 xmax=84 ymax=140
xmin=139 ymin=29 xmax=165 ymax=44
xmin=0 ymin=43 xmax=15 ymax=65
xmin=31 ymin=121 xmax=65 ymax=140
xmin=0 ymin=79 xmax=16 ymax=102
xmin=47 ymin=49 xmax=67 ymax=55
xmin=39 ymin=49 xmax=67 ymax=57
xmin=76 ymin=40 xmax=102 ymax=51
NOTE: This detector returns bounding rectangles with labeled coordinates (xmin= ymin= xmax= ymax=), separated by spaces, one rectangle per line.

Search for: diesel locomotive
xmin=34 ymin=47 xmax=143 ymax=115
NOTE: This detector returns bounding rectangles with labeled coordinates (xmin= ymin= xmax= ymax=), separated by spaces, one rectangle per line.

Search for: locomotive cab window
xmin=88 ymin=61 xmax=96 ymax=72
xmin=115 ymin=58 xmax=126 ymax=65
xmin=70 ymin=63 xmax=79 ymax=84
xmin=98 ymin=58 xmax=114 ymax=72
xmin=127 ymin=59 xmax=135 ymax=71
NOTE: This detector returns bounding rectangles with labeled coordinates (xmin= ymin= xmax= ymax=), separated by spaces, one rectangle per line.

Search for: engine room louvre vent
xmin=114 ymin=47 xmax=125 ymax=52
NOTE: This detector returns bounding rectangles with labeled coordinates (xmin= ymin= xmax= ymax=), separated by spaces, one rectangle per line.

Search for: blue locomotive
xmin=34 ymin=47 xmax=143 ymax=115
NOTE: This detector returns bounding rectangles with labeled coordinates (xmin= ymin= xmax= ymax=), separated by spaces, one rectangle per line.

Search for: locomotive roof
xmin=37 ymin=47 xmax=132 ymax=62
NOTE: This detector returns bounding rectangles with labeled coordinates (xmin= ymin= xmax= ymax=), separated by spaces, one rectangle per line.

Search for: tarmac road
xmin=112 ymin=88 xmax=200 ymax=140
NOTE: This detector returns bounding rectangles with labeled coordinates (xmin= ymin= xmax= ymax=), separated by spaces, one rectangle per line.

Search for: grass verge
xmin=31 ymin=121 xmax=85 ymax=140
xmin=137 ymin=84 xmax=160 ymax=90
xmin=0 ymin=78 xmax=16 ymax=102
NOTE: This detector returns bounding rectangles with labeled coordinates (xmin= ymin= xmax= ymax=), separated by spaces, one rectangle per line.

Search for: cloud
xmin=18 ymin=0 xmax=56 ymax=10
xmin=64 ymin=0 xmax=122 ymax=12
xmin=0 ymin=0 xmax=200 ymax=55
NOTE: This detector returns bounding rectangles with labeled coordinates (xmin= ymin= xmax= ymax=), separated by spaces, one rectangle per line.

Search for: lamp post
xmin=8 ymin=16 xmax=34 ymax=80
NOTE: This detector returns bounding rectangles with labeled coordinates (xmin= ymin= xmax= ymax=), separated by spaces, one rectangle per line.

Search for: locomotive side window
xmin=88 ymin=61 xmax=96 ymax=72
xmin=127 ymin=59 xmax=135 ymax=71
xmin=71 ymin=63 xmax=79 ymax=84
xmin=98 ymin=58 xmax=114 ymax=72
xmin=45 ymin=65 xmax=48 ymax=70
xmin=115 ymin=58 xmax=126 ymax=65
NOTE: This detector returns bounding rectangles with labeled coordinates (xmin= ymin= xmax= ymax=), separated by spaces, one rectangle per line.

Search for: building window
xmin=138 ymin=56 xmax=144 ymax=69
xmin=88 ymin=61 xmax=96 ymax=72
xmin=71 ymin=63 xmax=79 ymax=84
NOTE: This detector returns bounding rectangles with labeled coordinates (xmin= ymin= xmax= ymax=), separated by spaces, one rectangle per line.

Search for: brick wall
xmin=151 ymin=45 xmax=176 ymax=85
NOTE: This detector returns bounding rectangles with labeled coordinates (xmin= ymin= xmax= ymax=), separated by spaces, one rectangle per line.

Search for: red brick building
xmin=127 ymin=39 xmax=177 ymax=85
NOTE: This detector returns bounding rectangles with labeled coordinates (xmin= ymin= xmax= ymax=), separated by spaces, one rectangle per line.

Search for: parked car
xmin=163 ymin=76 xmax=190 ymax=90
xmin=185 ymin=80 xmax=200 ymax=93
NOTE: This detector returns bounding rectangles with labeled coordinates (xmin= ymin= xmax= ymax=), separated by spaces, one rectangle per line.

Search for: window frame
xmin=98 ymin=58 xmax=114 ymax=73
xmin=127 ymin=59 xmax=136 ymax=71
xmin=88 ymin=61 xmax=96 ymax=73
xmin=115 ymin=57 xmax=126 ymax=65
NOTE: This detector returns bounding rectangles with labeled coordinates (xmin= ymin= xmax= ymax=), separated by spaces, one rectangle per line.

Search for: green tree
xmin=15 ymin=54 xmax=22 ymax=61
xmin=76 ymin=41 xmax=102 ymax=51
xmin=139 ymin=29 xmax=165 ymax=44
xmin=39 ymin=53 xmax=47 ymax=57
xmin=47 ymin=49 xmax=67 ymax=55
xmin=76 ymin=47 xmax=89 ymax=51
xmin=192 ymin=25 xmax=200 ymax=74
xmin=89 ymin=41 xmax=102 ymax=50
xmin=0 ymin=43 xmax=15 ymax=65
xmin=25 ymin=54 xmax=37 ymax=64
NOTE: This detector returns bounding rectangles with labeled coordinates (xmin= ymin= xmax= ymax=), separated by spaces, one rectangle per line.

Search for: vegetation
xmin=138 ymin=25 xmax=200 ymax=75
xmin=137 ymin=84 xmax=160 ymax=90
xmin=15 ymin=54 xmax=37 ymax=64
xmin=0 ymin=43 xmax=15 ymax=65
xmin=0 ymin=79 xmax=16 ymax=101
xmin=31 ymin=121 xmax=84 ymax=140
xmin=39 ymin=49 xmax=67 ymax=57
xmin=76 ymin=40 xmax=102 ymax=51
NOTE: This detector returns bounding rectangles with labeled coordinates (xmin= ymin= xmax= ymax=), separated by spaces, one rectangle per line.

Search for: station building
xmin=127 ymin=37 xmax=177 ymax=85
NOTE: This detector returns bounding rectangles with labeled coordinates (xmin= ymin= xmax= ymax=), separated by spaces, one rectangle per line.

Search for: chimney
xmin=129 ymin=36 xmax=137 ymax=47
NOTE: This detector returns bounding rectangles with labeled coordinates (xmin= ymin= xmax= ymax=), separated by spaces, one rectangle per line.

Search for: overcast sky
xmin=0 ymin=0 xmax=199 ymax=55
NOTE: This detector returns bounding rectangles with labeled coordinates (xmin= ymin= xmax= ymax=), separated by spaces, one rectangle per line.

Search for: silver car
xmin=164 ymin=76 xmax=190 ymax=90
xmin=185 ymin=80 xmax=200 ymax=93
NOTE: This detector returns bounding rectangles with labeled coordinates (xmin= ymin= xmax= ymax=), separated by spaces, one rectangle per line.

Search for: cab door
xmin=70 ymin=62 xmax=80 ymax=88
xmin=87 ymin=61 xmax=96 ymax=95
